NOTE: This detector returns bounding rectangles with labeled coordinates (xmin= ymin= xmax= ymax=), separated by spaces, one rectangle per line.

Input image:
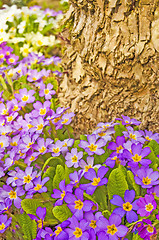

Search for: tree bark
xmin=59 ymin=0 xmax=159 ymax=136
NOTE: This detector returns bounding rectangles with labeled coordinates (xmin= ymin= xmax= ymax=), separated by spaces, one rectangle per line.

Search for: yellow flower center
xmin=2 ymin=109 xmax=8 ymax=115
xmin=145 ymin=136 xmax=152 ymax=141
xmin=88 ymin=144 xmax=97 ymax=152
xmin=62 ymin=119 xmax=69 ymax=124
xmin=32 ymin=77 xmax=37 ymax=81
xmin=21 ymin=95 xmax=29 ymax=102
xmin=90 ymin=220 xmax=97 ymax=229
xmin=72 ymin=155 xmax=78 ymax=162
xmin=34 ymin=184 xmax=42 ymax=191
xmin=24 ymin=175 xmax=32 ymax=183
xmin=9 ymin=190 xmax=17 ymax=199
xmin=11 ymin=142 xmax=17 ymax=146
xmin=85 ymin=165 xmax=92 ymax=172
xmin=9 ymin=58 xmax=15 ymax=63
xmin=44 ymin=89 xmax=49 ymax=94
xmin=92 ymin=177 xmax=100 ymax=186
xmin=40 ymin=108 xmax=46 ymax=115
xmin=0 ymin=223 xmax=5 ymax=230
xmin=27 ymin=142 xmax=33 ymax=148
xmin=28 ymin=124 xmax=34 ymax=129
xmin=116 ymin=145 xmax=123 ymax=153
xmin=55 ymin=227 xmax=62 ymax=236
xmin=37 ymin=219 xmax=43 ymax=229
xmin=37 ymin=40 xmax=43 ymax=45
xmin=61 ymin=191 xmax=65 ymax=200
xmin=132 ymin=154 xmax=142 ymax=162
xmin=147 ymin=225 xmax=154 ymax=233
xmin=74 ymin=199 xmax=83 ymax=210
xmin=14 ymin=177 xmax=18 ymax=180
xmin=0 ymin=142 xmax=3 ymax=148
xmin=98 ymin=132 xmax=106 ymax=137
xmin=129 ymin=133 xmax=136 ymax=140
xmin=12 ymin=105 xmax=18 ymax=111
xmin=145 ymin=203 xmax=153 ymax=212
xmin=53 ymin=117 xmax=61 ymax=123
xmin=0 ymin=54 xmax=4 ymax=58
xmin=142 ymin=176 xmax=151 ymax=185
xmin=37 ymin=124 xmax=43 ymax=130
xmin=30 ymin=156 xmax=35 ymax=161
xmin=107 ymin=224 xmax=118 ymax=235
xmin=53 ymin=147 xmax=60 ymax=153
xmin=39 ymin=146 xmax=46 ymax=153
xmin=73 ymin=227 xmax=82 ymax=238
xmin=92 ymin=205 xmax=97 ymax=211
xmin=24 ymin=49 xmax=29 ymax=54
xmin=19 ymin=150 xmax=25 ymax=156
xmin=63 ymin=142 xmax=67 ymax=147
xmin=123 ymin=202 xmax=133 ymax=211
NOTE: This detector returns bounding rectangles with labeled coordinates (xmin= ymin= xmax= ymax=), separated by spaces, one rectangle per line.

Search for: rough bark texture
xmin=59 ymin=0 xmax=159 ymax=137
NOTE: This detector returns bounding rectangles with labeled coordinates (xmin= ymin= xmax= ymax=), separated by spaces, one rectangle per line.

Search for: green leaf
xmin=80 ymin=135 xmax=87 ymax=141
xmin=93 ymin=185 xmax=107 ymax=211
xmin=64 ymin=164 xmax=74 ymax=185
xmin=53 ymin=204 xmax=72 ymax=222
xmin=146 ymin=146 xmax=159 ymax=167
xmin=127 ymin=170 xmax=140 ymax=196
xmin=41 ymin=23 xmax=53 ymax=35
xmin=21 ymin=199 xmax=44 ymax=215
xmin=132 ymin=233 xmax=143 ymax=240
xmin=44 ymin=76 xmax=58 ymax=91
xmin=102 ymin=209 xmax=111 ymax=219
xmin=114 ymin=122 xmax=126 ymax=138
xmin=42 ymin=157 xmax=63 ymax=173
xmin=18 ymin=213 xmax=37 ymax=240
xmin=43 ymin=167 xmax=56 ymax=194
xmin=53 ymin=165 xmax=65 ymax=189
xmin=13 ymin=80 xmax=21 ymax=90
xmin=148 ymin=140 xmax=159 ymax=155
xmin=94 ymin=151 xmax=110 ymax=165
xmin=107 ymin=168 xmax=128 ymax=210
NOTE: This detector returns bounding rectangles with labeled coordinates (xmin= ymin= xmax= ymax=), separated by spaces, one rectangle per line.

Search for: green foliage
xmin=18 ymin=212 xmax=37 ymax=240
xmin=21 ymin=199 xmax=44 ymax=215
xmin=107 ymin=167 xmax=128 ymax=210
xmin=114 ymin=122 xmax=126 ymax=138
xmin=43 ymin=166 xmax=56 ymax=194
xmin=93 ymin=186 xmax=107 ymax=211
xmin=127 ymin=170 xmax=140 ymax=196
xmin=53 ymin=204 xmax=72 ymax=222
xmin=53 ymin=165 xmax=65 ymax=189
xmin=94 ymin=151 xmax=110 ymax=165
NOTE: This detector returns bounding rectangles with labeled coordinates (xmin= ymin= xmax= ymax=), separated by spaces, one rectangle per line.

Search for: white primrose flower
xmin=20 ymin=44 xmax=33 ymax=57
xmin=0 ymin=22 xmax=8 ymax=34
xmin=35 ymin=18 xmax=47 ymax=31
xmin=17 ymin=21 xmax=26 ymax=34
xmin=0 ymin=32 xmax=10 ymax=43
xmin=8 ymin=37 xmax=25 ymax=44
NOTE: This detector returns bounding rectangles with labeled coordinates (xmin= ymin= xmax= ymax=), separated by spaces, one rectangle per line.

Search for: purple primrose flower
xmin=80 ymin=166 xmax=108 ymax=195
xmin=110 ymin=190 xmax=139 ymax=223
xmin=137 ymin=194 xmax=157 ymax=217
xmin=79 ymin=134 xmax=106 ymax=156
xmin=97 ymin=213 xmax=128 ymax=239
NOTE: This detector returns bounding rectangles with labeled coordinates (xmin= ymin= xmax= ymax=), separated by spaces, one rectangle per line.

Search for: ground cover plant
xmin=0 ymin=3 xmax=159 ymax=240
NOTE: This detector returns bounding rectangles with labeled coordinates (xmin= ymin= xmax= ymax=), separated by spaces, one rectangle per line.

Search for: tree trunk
xmin=59 ymin=0 xmax=159 ymax=136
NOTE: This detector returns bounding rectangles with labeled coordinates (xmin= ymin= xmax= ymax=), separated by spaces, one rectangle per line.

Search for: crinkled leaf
xmin=53 ymin=165 xmax=65 ymax=190
xmin=127 ymin=170 xmax=140 ymax=196
xmin=107 ymin=168 xmax=128 ymax=210
xmin=53 ymin=204 xmax=72 ymax=222
xmin=21 ymin=199 xmax=44 ymax=215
